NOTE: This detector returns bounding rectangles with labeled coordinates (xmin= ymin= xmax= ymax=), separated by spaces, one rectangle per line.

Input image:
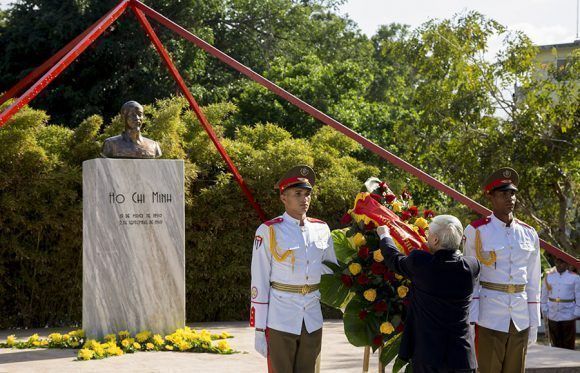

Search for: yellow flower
xmin=395 ymin=274 xmax=403 ymax=280
xmin=153 ymin=334 xmax=164 ymax=346
xmin=40 ymin=340 xmax=49 ymax=347
xmin=121 ymin=339 xmax=130 ymax=348
xmin=146 ymin=343 xmax=154 ymax=350
xmin=118 ymin=330 xmax=130 ymax=339
xmin=48 ymin=333 xmax=63 ymax=343
xmin=70 ymin=341 xmax=80 ymax=348
xmin=397 ymin=285 xmax=409 ymax=298
xmin=177 ymin=341 xmax=190 ymax=351
xmin=348 ymin=263 xmax=362 ymax=275
xmin=28 ymin=334 xmax=39 ymax=343
xmin=6 ymin=335 xmax=16 ymax=347
xmin=78 ymin=348 xmax=95 ymax=360
xmin=69 ymin=329 xmax=84 ymax=338
xmin=165 ymin=345 xmax=174 ymax=351
xmin=62 ymin=334 xmax=70 ymax=341
xmin=107 ymin=345 xmax=124 ymax=356
xmin=380 ymin=322 xmax=394 ymax=335
xmin=84 ymin=340 xmax=99 ymax=349
xmin=104 ymin=334 xmax=117 ymax=343
xmin=373 ymin=250 xmax=384 ymax=262
xmin=93 ymin=344 xmax=106 ymax=357
xmin=32 ymin=341 xmax=41 ymax=347
xmin=353 ymin=233 xmax=366 ymax=247
xmin=414 ymin=217 xmax=429 ymax=229
xmin=133 ymin=342 xmax=141 ymax=350
xmin=220 ymin=332 xmax=231 ymax=339
xmin=392 ymin=201 xmax=403 ymax=212
xmin=363 ymin=289 xmax=377 ymax=302
xmin=217 ymin=340 xmax=230 ymax=352
xmin=136 ymin=330 xmax=151 ymax=343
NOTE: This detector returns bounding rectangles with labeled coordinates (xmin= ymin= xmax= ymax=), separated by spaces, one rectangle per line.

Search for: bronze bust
xmin=101 ymin=101 xmax=162 ymax=159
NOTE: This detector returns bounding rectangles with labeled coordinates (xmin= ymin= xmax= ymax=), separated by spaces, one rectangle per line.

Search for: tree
xmin=360 ymin=12 xmax=579 ymax=255
xmin=0 ymin=0 xmax=368 ymax=126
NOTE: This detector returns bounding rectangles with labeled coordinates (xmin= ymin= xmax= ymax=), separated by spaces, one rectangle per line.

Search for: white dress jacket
xmin=250 ymin=212 xmax=338 ymax=335
xmin=464 ymin=214 xmax=541 ymax=332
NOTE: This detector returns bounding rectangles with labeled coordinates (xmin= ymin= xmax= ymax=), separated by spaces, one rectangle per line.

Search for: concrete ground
xmin=0 ymin=320 xmax=579 ymax=372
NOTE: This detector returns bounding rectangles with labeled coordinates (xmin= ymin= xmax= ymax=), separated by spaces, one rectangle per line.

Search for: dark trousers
xmin=476 ymin=320 xmax=529 ymax=373
xmin=548 ymin=319 xmax=576 ymax=350
xmin=267 ymin=322 xmax=322 ymax=373
xmin=412 ymin=361 xmax=475 ymax=373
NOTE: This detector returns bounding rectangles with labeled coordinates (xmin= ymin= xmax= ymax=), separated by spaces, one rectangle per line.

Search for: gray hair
xmin=428 ymin=215 xmax=464 ymax=250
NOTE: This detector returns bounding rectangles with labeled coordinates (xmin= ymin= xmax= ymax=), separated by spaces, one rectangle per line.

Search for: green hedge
xmin=0 ymin=97 xmax=378 ymax=327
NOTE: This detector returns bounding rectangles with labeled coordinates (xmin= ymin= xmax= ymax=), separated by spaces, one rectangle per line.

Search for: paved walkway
xmin=1 ymin=321 xmax=578 ymax=372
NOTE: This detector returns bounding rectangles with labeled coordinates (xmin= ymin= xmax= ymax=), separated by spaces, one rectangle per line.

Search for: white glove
xmin=377 ymin=225 xmax=390 ymax=238
xmin=528 ymin=326 xmax=538 ymax=345
xmin=255 ymin=330 xmax=267 ymax=357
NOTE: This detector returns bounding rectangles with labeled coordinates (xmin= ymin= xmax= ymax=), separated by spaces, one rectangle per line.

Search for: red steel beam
xmin=0 ymin=7 xmax=118 ymax=106
xmin=133 ymin=0 xmax=578 ymax=267
xmin=0 ymin=0 xmax=131 ymax=127
xmin=130 ymin=4 xmax=267 ymax=221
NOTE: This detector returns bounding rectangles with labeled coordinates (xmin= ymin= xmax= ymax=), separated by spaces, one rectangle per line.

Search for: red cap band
xmin=484 ymin=178 xmax=513 ymax=192
xmin=279 ymin=177 xmax=311 ymax=192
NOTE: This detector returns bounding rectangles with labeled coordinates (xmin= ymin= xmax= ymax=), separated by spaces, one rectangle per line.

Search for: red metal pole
xmin=0 ymin=7 xmax=117 ymax=106
xmin=133 ymin=0 xmax=577 ymax=266
xmin=130 ymin=4 xmax=267 ymax=221
xmin=0 ymin=0 xmax=130 ymax=127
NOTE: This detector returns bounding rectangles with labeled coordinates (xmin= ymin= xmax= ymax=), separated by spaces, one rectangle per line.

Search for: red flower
xmin=357 ymin=273 xmax=370 ymax=285
xmin=385 ymin=194 xmax=396 ymax=203
xmin=401 ymin=210 xmax=412 ymax=221
xmin=371 ymin=262 xmax=386 ymax=275
xmin=340 ymin=213 xmax=353 ymax=225
xmin=373 ymin=300 xmax=388 ymax=312
xmin=409 ymin=206 xmax=419 ymax=216
xmin=358 ymin=246 xmax=370 ymax=259
xmin=379 ymin=182 xmax=388 ymax=190
xmin=359 ymin=310 xmax=369 ymax=320
xmin=364 ymin=221 xmax=376 ymax=231
xmin=423 ymin=209 xmax=435 ymax=219
xmin=396 ymin=323 xmax=405 ymax=333
xmin=340 ymin=274 xmax=353 ymax=287
xmin=401 ymin=190 xmax=412 ymax=200
xmin=372 ymin=335 xmax=383 ymax=346
xmin=383 ymin=271 xmax=395 ymax=283
xmin=370 ymin=193 xmax=383 ymax=202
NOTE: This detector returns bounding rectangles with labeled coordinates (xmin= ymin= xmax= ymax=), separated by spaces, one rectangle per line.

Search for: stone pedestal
xmin=82 ymin=159 xmax=185 ymax=339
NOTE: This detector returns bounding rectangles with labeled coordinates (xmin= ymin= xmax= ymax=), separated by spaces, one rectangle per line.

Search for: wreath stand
xmin=363 ymin=346 xmax=385 ymax=373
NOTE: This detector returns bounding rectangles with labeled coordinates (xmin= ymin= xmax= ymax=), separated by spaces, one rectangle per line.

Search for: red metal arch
xmin=0 ymin=0 xmax=577 ymax=267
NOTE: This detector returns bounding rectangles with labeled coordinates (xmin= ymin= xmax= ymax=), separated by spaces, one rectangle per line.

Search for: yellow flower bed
xmin=0 ymin=327 xmax=235 ymax=361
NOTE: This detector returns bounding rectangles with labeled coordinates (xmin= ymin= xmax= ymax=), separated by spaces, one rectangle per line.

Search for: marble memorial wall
xmin=82 ymin=159 xmax=185 ymax=339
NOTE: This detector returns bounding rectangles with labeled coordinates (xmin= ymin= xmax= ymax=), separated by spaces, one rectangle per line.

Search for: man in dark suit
xmin=377 ymin=215 xmax=480 ymax=373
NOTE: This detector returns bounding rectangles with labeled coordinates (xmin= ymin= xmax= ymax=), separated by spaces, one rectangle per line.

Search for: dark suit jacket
xmin=380 ymin=237 xmax=480 ymax=369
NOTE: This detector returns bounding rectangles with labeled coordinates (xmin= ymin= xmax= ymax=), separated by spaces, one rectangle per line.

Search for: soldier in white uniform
xmin=541 ymin=257 xmax=580 ymax=349
xmin=463 ymin=167 xmax=541 ymax=373
xmin=250 ymin=165 xmax=337 ymax=373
